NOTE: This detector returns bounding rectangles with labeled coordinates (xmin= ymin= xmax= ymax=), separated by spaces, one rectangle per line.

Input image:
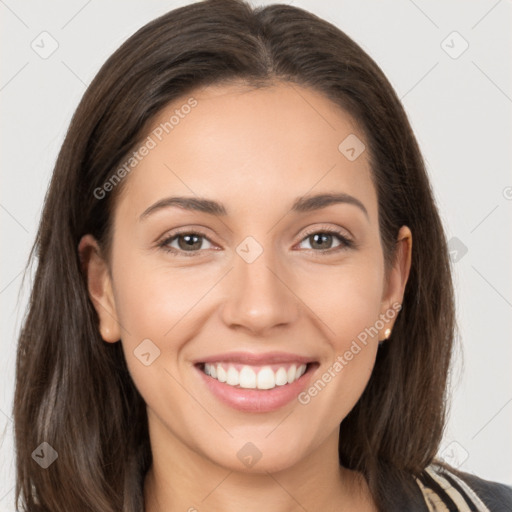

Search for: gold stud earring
xmin=384 ymin=328 xmax=391 ymax=339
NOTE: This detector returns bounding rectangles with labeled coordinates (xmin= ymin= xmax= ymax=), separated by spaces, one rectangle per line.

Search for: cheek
xmin=110 ymin=263 xmax=207 ymax=416
xmin=295 ymin=256 xmax=384 ymax=345
xmin=109 ymin=246 xmax=234 ymax=403
xmin=111 ymin=251 xmax=211 ymax=340
xmin=292 ymin=258 xmax=383 ymax=410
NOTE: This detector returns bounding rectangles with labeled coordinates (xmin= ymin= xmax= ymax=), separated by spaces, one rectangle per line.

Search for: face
xmin=80 ymin=81 xmax=411 ymax=474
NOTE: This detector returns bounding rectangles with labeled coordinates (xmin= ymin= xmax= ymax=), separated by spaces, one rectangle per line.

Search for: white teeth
xmin=216 ymin=365 xmax=227 ymax=383
xmin=275 ymin=367 xmax=288 ymax=386
xmin=257 ymin=366 xmax=275 ymax=390
xmin=239 ymin=366 xmax=257 ymax=388
xmin=226 ymin=366 xmax=239 ymax=386
xmin=287 ymin=364 xmax=296 ymax=383
xmin=202 ymin=362 xmax=308 ymax=390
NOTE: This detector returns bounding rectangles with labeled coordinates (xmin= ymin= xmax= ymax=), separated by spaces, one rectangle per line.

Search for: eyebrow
xmin=139 ymin=192 xmax=369 ymax=221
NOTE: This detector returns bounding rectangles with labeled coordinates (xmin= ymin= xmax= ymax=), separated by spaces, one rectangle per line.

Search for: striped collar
xmin=416 ymin=464 xmax=491 ymax=511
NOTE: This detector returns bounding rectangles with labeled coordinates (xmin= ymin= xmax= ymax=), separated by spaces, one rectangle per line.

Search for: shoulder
xmin=415 ymin=461 xmax=512 ymax=512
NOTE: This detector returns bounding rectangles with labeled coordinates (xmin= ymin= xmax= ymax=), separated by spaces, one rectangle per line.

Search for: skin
xmin=79 ymin=81 xmax=412 ymax=512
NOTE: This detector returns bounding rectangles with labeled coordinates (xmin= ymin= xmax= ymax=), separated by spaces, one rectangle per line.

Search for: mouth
xmin=195 ymin=361 xmax=318 ymax=390
xmin=192 ymin=351 xmax=320 ymax=412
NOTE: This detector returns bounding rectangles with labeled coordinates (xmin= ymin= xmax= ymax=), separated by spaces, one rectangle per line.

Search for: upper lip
xmin=195 ymin=351 xmax=316 ymax=366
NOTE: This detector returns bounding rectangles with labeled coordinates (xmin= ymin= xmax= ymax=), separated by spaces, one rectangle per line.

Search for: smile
xmin=201 ymin=362 xmax=308 ymax=390
xmin=193 ymin=351 xmax=319 ymax=412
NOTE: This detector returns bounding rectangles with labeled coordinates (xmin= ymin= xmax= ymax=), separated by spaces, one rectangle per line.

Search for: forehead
xmin=115 ymin=81 xmax=377 ymax=223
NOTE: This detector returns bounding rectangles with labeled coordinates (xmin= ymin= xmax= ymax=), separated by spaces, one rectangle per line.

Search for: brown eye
xmin=176 ymin=233 xmax=204 ymax=251
xmin=159 ymin=231 xmax=214 ymax=256
xmin=297 ymin=229 xmax=353 ymax=253
xmin=307 ymin=233 xmax=336 ymax=250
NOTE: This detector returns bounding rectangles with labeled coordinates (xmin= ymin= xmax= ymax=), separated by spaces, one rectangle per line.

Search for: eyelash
xmin=157 ymin=226 xmax=354 ymax=258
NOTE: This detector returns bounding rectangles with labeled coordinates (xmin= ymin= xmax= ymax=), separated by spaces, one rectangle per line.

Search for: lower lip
xmin=195 ymin=364 xmax=317 ymax=413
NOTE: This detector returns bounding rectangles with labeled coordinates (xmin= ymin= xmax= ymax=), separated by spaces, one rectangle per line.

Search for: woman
xmin=13 ymin=0 xmax=512 ymax=510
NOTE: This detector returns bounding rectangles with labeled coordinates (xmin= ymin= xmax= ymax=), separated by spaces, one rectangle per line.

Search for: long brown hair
xmin=13 ymin=0 xmax=455 ymax=510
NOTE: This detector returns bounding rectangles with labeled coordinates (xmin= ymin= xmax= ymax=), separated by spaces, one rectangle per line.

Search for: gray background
xmin=1 ymin=0 xmax=511 ymax=508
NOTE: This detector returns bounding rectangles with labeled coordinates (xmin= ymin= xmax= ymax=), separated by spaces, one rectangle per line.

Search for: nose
xmin=220 ymin=240 xmax=299 ymax=335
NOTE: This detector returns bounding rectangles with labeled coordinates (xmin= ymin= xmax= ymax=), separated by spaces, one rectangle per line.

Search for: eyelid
xmin=298 ymin=223 xmax=353 ymax=242
xmin=156 ymin=225 xmax=217 ymax=243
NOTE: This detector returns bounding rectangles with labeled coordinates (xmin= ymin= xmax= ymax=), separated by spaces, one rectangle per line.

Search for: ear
xmin=78 ymin=234 xmax=121 ymax=343
xmin=379 ymin=225 xmax=412 ymax=340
